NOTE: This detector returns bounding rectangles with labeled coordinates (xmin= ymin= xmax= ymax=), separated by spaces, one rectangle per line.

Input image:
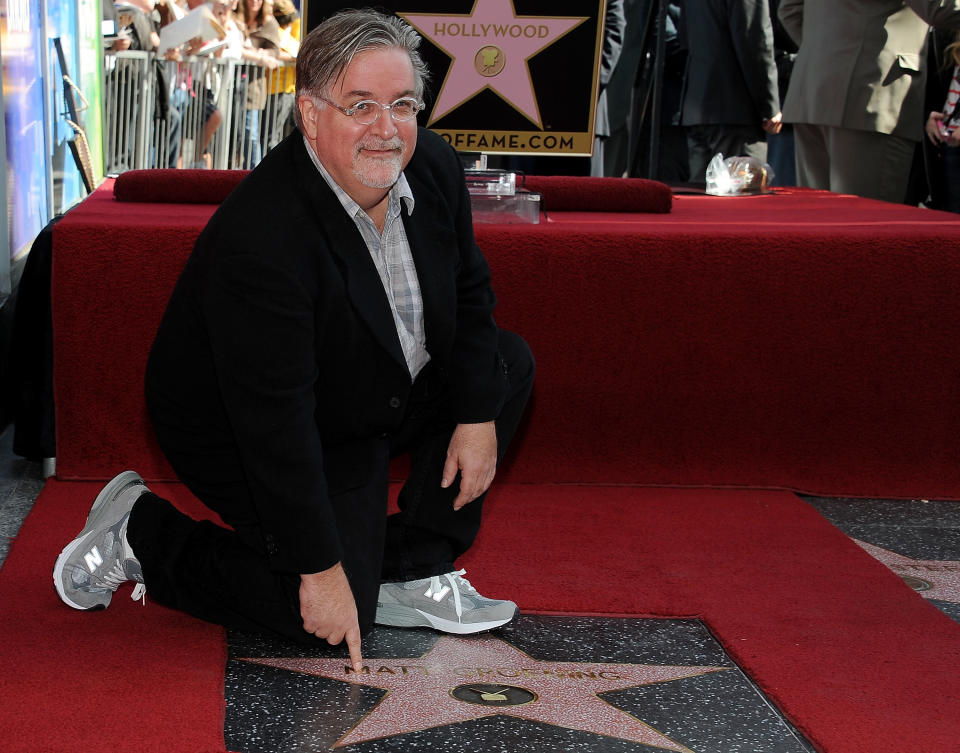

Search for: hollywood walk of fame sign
xmin=855 ymin=539 xmax=960 ymax=603
xmin=241 ymin=633 xmax=728 ymax=751
xmin=372 ymin=0 xmax=607 ymax=156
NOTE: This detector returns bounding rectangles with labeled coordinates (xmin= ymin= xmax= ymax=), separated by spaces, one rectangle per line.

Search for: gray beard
xmin=353 ymin=158 xmax=402 ymax=188
xmin=352 ymin=142 xmax=404 ymax=189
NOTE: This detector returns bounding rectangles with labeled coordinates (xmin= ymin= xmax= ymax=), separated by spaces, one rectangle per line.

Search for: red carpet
xmin=3 ymin=481 xmax=959 ymax=752
xmin=0 ymin=482 xmax=226 ymax=753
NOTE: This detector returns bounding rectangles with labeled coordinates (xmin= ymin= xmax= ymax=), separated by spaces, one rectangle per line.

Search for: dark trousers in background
xmin=766 ymin=125 xmax=796 ymax=187
xmin=127 ymin=329 xmax=534 ymax=643
xmin=685 ymin=123 xmax=768 ymax=184
xmin=793 ymin=122 xmax=916 ymax=204
xmin=927 ymin=143 xmax=960 ymax=214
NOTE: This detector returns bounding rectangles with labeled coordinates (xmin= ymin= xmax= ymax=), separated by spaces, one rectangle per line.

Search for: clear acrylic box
xmin=470 ymin=190 xmax=541 ymax=224
xmin=460 ymin=154 xmax=541 ymax=223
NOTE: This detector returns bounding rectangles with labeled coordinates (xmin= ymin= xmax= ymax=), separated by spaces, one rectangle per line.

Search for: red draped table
xmin=52 ymin=184 xmax=960 ymax=498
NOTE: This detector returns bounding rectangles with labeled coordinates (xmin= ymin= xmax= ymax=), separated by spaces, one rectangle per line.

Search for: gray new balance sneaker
xmin=375 ymin=569 xmax=517 ymax=634
xmin=53 ymin=470 xmax=148 ymax=611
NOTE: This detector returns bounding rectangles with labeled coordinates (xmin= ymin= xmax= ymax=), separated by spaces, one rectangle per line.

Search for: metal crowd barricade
xmin=103 ymin=51 xmax=154 ymax=173
xmin=103 ymin=51 xmax=295 ymax=174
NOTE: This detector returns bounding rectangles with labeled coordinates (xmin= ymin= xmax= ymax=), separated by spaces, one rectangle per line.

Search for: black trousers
xmin=685 ymin=123 xmax=768 ymax=184
xmin=127 ymin=329 xmax=534 ymax=643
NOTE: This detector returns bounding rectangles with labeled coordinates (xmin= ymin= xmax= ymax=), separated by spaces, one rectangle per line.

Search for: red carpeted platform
xmin=51 ymin=180 xmax=960 ymax=498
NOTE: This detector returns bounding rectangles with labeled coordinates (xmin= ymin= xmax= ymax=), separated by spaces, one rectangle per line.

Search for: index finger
xmin=452 ymin=465 xmax=482 ymax=510
xmin=346 ymin=625 xmax=363 ymax=673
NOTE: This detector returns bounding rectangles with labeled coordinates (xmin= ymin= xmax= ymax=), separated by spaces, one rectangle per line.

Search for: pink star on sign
xmin=400 ymin=0 xmax=587 ymax=127
xmin=242 ymin=633 xmax=728 ymax=750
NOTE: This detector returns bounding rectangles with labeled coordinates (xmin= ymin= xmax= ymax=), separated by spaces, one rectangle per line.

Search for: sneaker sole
xmin=375 ymin=603 xmax=517 ymax=634
xmin=52 ymin=471 xmax=145 ymax=611
xmin=53 ymin=536 xmax=107 ymax=610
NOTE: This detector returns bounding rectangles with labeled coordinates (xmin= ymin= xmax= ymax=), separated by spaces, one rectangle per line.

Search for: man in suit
xmin=53 ymin=9 xmax=534 ymax=671
xmin=679 ymin=0 xmax=782 ymax=183
xmin=779 ymin=0 xmax=960 ymax=203
xmin=591 ymin=0 xmax=627 ymax=176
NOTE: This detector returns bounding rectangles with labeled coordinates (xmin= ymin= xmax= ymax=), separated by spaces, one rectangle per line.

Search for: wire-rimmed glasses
xmin=317 ymin=95 xmax=424 ymax=125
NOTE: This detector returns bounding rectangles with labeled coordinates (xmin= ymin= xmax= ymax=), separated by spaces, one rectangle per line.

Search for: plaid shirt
xmin=305 ymin=138 xmax=430 ymax=380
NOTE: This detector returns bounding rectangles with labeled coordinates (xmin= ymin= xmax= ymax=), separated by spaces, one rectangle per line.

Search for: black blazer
xmin=145 ymin=129 xmax=507 ymax=574
xmin=679 ymin=0 xmax=780 ymax=126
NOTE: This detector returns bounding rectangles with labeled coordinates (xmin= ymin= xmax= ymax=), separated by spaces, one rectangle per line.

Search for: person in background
xmin=261 ymin=0 xmax=300 ymax=154
xmin=764 ymin=0 xmax=797 ymax=186
xmin=925 ymin=31 xmax=960 ymax=213
xmin=274 ymin=0 xmax=298 ymax=39
xmin=779 ymin=0 xmax=960 ymax=203
xmin=112 ymin=0 xmax=183 ymax=169
xmin=235 ymin=0 xmax=281 ymax=166
xmin=599 ymin=0 xmax=647 ymax=178
xmin=679 ymin=0 xmax=782 ymax=184
xmin=167 ymin=0 xmax=228 ymax=168
xmin=654 ymin=2 xmax=689 ymax=182
xmin=590 ymin=0 xmax=626 ymax=176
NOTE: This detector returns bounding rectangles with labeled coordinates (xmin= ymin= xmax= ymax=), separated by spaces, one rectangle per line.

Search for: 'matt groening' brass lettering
xmin=344 ymin=664 xmax=623 ymax=680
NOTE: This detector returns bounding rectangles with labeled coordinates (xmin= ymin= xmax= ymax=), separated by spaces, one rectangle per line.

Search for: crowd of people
xmin=595 ymin=0 xmax=960 ymax=213
xmin=108 ymin=0 xmax=300 ymax=169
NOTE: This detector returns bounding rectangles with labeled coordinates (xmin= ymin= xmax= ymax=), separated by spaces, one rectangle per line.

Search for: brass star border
xmin=241 ymin=633 xmax=729 ymax=751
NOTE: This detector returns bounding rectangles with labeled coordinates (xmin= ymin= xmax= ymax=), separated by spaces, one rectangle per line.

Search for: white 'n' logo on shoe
xmin=84 ymin=546 xmax=103 ymax=573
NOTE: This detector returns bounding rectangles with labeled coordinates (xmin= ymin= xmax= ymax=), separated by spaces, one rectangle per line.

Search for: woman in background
xmin=232 ymin=0 xmax=280 ymax=167
xmin=261 ymin=0 xmax=299 ymax=154
xmin=925 ymin=32 xmax=960 ymax=213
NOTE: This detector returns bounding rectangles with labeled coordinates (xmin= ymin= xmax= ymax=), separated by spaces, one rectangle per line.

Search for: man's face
xmin=302 ymin=47 xmax=419 ymax=207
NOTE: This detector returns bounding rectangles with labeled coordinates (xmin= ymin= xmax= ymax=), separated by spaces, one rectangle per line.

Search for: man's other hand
xmin=299 ymin=563 xmax=362 ymax=671
xmin=442 ymin=421 xmax=497 ymax=511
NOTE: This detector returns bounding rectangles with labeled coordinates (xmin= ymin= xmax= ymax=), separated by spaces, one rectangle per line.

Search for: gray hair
xmin=294 ymin=8 xmax=430 ymax=131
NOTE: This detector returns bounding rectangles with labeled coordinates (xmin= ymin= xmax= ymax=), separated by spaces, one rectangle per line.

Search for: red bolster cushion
xmin=113 ymin=169 xmax=250 ymax=204
xmin=522 ymin=175 xmax=672 ymax=213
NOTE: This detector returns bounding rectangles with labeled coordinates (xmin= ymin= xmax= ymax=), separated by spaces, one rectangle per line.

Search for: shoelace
xmin=423 ymin=569 xmax=475 ymax=619
xmin=100 ymin=561 xmax=147 ymax=606
xmin=100 ymin=561 xmax=128 ymax=591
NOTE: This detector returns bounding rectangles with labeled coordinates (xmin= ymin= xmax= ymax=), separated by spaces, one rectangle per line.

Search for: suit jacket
xmin=145 ymin=129 xmax=507 ymax=575
xmin=680 ymin=0 xmax=780 ymax=126
xmin=604 ymin=0 xmax=648 ymax=133
xmin=779 ymin=0 xmax=960 ymax=140
xmin=596 ymin=0 xmax=627 ymax=138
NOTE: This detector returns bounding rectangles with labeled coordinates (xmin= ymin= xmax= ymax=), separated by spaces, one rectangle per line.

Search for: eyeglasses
xmin=317 ymin=95 xmax=424 ymax=126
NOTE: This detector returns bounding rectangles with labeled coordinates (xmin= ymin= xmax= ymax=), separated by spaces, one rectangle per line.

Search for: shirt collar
xmin=302 ymin=135 xmax=415 ymax=219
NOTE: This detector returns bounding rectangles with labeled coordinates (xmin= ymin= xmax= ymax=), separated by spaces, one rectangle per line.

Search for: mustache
xmin=356 ymin=137 xmax=405 ymax=153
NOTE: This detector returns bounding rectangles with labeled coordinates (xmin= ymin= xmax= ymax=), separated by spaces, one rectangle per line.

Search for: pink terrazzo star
xmin=399 ymin=0 xmax=587 ymax=127
xmin=242 ymin=634 xmax=727 ymax=751
xmin=855 ymin=539 xmax=960 ymax=603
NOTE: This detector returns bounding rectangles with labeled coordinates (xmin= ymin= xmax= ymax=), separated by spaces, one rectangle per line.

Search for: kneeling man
xmin=54 ymin=8 xmax=534 ymax=671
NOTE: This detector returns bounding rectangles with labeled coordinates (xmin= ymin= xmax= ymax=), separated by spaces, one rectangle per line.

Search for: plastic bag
xmin=705 ymin=153 xmax=774 ymax=196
